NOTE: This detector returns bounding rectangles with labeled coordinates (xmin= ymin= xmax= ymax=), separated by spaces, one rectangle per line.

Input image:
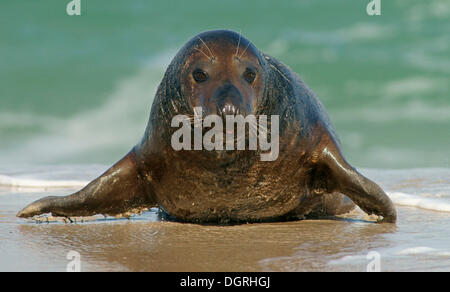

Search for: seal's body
xmin=18 ymin=30 xmax=396 ymax=223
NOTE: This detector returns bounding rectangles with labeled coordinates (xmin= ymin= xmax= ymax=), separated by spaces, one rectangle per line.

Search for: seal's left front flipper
xmin=17 ymin=148 xmax=157 ymax=219
xmin=317 ymin=139 xmax=397 ymax=223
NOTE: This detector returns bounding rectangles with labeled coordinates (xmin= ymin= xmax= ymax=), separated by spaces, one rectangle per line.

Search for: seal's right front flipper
xmin=319 ymin=143 xmax=397 ymax=223
xmin=17 ymin=148 xmax=157 ymax=219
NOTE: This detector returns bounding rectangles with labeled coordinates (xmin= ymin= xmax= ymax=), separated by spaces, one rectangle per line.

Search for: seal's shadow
xmin=157 ymin=208 xmax=378 ymax=226
xmin=26 ymin=208 xmax=379 ymax=226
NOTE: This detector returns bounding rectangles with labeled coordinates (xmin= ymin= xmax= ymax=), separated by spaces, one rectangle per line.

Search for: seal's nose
xmin=219 ymin=103 xmax=240 ymax=117
xmin=212 ymin=82 xmax=245 ymax=117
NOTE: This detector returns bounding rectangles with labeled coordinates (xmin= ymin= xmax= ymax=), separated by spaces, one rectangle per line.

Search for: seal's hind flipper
xmin=17 ymin=149 xmax=157 ymax=219
xmin=317 ymin=140 xmax=397 ymax=223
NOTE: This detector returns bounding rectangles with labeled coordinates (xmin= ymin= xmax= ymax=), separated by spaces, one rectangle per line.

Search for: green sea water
xmin=1 ymin=0 xmax=449 ymax=168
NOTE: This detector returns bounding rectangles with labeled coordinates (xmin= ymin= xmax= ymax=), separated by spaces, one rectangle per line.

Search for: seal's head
xmin=179 ymin=30 xmax=266 ymax=117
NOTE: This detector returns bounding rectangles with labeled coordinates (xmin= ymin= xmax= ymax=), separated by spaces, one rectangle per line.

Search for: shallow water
xmin=0 ymin=167 xmax=449 ymax=272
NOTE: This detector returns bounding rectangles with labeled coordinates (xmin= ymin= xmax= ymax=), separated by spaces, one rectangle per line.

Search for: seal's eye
xmin=193 ymin=69 xmax=209 ymax=83
xmin=243 ymin=68 xmax=256 ymax=84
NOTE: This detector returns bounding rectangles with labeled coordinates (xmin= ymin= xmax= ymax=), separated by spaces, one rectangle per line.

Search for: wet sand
xmin=1 ymin=168 xmax=449 ymax=272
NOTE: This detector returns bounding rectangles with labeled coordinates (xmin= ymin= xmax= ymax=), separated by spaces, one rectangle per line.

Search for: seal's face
xmin=181 ymin=35 xmax=264 ymax=117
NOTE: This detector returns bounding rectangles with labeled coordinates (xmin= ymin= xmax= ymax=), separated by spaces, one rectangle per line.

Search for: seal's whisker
xmin=187 ymin=117 xmax=206 ymax=125
xmin=248 ymin=120 xmax=258 ymax=129
xmin=269 ymin=63 xmax=291 ymax=84
xmin=180 ymin=115 xmax=195 ymax=121
xmin=194 ymin=47 xmax=212 ymax=60
xmin=197 ymin=36 xmax=215 ymax=60
xmin=250 ymin=120 xmax=270 ymax=135
xmin=235 ymin=30 xmax=242 ymax=57
xmin=238 ymin=41 xmax=251 ymax=59
xmin=248 ymin=121 xmax=267 ymax=136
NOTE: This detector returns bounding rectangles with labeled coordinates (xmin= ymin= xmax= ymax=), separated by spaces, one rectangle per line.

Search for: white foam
xmin=0 ymin=174 xmax=88 ymax=189
xmin=328 ymin=255 xmax=367 ymax=265
xmin=398 ymin=247 xmax=435 ymax=255
xmin=397 ymin=247 xmax=450 ymax=257
xmin=388 ymin=191 xmax=450 ymax=213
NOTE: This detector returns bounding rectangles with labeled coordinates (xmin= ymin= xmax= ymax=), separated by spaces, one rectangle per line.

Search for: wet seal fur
xmin=17 ymin=30 xmax=397 ymax=223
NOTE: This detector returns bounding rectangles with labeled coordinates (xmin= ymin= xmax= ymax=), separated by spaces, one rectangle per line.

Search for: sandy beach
xmin=1 ymin=167 xmax=449 ymax=272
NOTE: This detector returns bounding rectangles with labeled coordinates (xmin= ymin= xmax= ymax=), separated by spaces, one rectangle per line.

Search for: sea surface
xmin=0 ymin=0 xmax=449 ymax=271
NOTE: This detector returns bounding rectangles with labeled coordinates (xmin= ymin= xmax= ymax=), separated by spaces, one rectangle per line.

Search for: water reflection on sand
xmin=13 ymin=209 xmax=400 ymax=272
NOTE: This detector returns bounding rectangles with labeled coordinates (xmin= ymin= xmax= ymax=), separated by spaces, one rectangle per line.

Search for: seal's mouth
xmin=210 ymin=81 xmax=253 ymax=117
xmin=218 ymin=104 xmax=241 ymax=117
xmin=190 ymin=114 xmax=272 ymax=150
xmin=170 ymin=106 xmax=279 ymax=161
